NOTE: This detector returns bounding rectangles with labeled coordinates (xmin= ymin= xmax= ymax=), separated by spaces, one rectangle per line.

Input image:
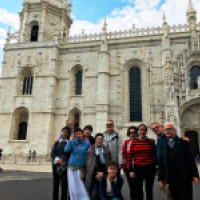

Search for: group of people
xmin=27 ymin=150 xmax=37 ymax=163
xmin=51 ymin=119 xmax=199 ymax=200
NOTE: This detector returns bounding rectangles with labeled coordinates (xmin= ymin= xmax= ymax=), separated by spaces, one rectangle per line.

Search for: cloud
xmin=0 ymin=8 xmax=19 ymax=30
xmin=71 ymin=0 xmax=200 ymax=35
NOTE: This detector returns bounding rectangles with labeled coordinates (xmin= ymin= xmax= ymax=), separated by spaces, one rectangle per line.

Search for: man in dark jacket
xmin=158 ymin=123 xmax=199 ymax=200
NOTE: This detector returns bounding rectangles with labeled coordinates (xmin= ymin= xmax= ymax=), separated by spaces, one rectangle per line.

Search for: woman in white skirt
xmin=65 ymin=128 xmax=90 ymax=200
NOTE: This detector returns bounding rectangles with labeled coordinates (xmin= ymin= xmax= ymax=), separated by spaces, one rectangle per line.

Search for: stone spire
xmin=102 ymin=18 xmax=107 ymax=42
xmin=103 ymin=18 xmax=107 ymax=33
xmin=162 ymin=11 xmax=167 ymax=24
xmin=187 ymin=0 xmax=196 ymax=13
xmin=186 ymin=0 xmax=197 ymax=32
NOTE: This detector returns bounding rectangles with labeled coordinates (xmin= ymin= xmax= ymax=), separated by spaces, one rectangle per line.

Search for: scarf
xmin=95 ymin=145 xmax=106 ymax=164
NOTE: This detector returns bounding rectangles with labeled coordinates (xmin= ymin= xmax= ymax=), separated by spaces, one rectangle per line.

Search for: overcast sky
xmin=0 ymin=0 xmax=200 ymax=77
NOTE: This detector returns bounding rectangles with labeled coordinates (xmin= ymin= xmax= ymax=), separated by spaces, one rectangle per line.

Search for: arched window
xmin=129 ymin=67 xmax=142 ymax=122
xmin=30 ymin=25 xmax=39 ymax=41
xmin=23 ymin=74 xmax=33 ymax=95
xmin=75 ymin=71 xmax=82 ymax=95
xmin=18 ymin=122 xmax=27 ymax=140
xmin=190 ymin=66 xmax=200 ymax=89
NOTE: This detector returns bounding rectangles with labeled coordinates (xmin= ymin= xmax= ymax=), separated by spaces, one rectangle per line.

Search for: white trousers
xmin=67 ymin=168 xmax=90 ymax=200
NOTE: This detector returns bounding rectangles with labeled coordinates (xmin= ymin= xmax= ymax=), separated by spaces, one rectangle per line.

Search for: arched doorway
xmin=18 ymin=122 xmax=27 ymax=140
xmin=185 ymin=131 xmax=200 ymax=156
xmin=74 ymin=113 xmax=80 ymax=129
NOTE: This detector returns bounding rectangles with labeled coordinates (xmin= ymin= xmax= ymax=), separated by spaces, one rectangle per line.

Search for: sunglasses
xmin=106 ymin=124 xmax=113 ymax=126
xmin=152 ymin=126 xmax=159 ymax=131
xmin=129 ymin=132 xmax=137 ymax=134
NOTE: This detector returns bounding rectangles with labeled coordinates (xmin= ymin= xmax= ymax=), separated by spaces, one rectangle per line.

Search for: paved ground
xmin=0 ymin=171 xmax=200 ymax=200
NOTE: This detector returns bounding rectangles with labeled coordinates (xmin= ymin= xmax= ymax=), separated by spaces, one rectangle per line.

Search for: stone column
xmin=96 ymin=20 xmax=110 ymax=132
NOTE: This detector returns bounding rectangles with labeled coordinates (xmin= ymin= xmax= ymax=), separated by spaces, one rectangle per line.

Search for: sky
xmin=0 ymin=0 xmax=200 ymax=77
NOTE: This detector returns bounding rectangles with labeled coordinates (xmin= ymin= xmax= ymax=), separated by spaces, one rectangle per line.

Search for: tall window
xmin=18 ymin=122 xmax=27 ymax=140
xmin=75 ymin=71 xmax=82 ymax=95
xmin=129 ymin=67 xmax=142 ymax=121
xmin=23 ymin=74 xmax=33 ymax=95
xmin=31 ymin=25 xmax=39 ymax=41
xmin=190 ymin=66 xmax=200 ymax=89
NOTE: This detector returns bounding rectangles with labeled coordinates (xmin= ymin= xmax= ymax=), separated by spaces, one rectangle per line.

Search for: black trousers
xmin=90 ymin=177 xmax=100 ymax=200
xmin=126 ymin=170 xmax=136 ymax=200
xmin=169 ymin=176 xmax=193 ymax=200
xmin=133 ymin=164 xmax=155 ymax=200
xmin=52 ymin=165 xmax=68 ymax=200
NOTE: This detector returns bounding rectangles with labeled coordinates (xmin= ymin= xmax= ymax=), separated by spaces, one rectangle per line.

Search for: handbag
xmin=56 ymin=165 xmax=63 ymax=176
xmin=76 ymin=144 xmax=86 ymax=180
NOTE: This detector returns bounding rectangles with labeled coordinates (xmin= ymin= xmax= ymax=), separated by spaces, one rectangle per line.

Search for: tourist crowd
xmin=51 ymin=120 xmax=199 ymax=200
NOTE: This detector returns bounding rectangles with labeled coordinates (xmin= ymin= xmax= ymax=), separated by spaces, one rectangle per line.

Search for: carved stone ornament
xmin=49 ymin=14 xmax=58 ymax=26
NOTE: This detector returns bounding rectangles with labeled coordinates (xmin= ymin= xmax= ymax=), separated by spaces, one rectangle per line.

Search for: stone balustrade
xmin=7 ymin=23 xmax=200 ymax=44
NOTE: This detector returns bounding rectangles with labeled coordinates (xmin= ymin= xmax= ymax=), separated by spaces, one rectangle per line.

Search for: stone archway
xmin=179 ymin=99 xmax=200 ymax=156
xmin=185 ymin=131 xmax=200 ymax=155
xmin=69 ymin=108 xmax=82 ymax=128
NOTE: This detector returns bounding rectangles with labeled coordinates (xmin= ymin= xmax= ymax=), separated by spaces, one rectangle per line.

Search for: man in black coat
xmin=158 ymin=123 xmax=199 ymax=200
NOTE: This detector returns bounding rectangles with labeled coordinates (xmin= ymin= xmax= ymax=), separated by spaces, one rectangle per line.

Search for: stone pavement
xmin=0 ymin=171 xmax=200 ymax=200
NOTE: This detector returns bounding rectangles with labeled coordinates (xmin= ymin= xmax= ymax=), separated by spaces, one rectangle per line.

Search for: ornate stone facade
xmin=0 ymin=0 xmax=200 ymax=155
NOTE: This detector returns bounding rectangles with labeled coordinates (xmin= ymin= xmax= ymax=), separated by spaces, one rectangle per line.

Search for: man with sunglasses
xmin=103 ymin=120 xmax=123 ymax=170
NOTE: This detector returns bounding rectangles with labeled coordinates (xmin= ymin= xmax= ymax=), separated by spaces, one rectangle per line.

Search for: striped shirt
xmin=128 ymin=139 xmax=156 ymax=167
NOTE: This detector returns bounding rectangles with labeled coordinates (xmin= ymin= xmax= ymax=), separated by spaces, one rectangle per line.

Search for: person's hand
xmin=70 ymin=134 xmax=75 ymax=141
xmin=130 ymin=172 xmax=135 ymax=178
xmin=55 ymin=139 xmax=59 ymax=142
xmin=95 ymin=172 xmax=104 ymax=181
xmin=118 ymin=164 xmax=123 ymax=169
xmin=183 ymin=137 xmax=190 ymax=143
xmin=158 ymin=181 xmax=163 ymax=191
xmin=57 ymin=159 xmax=63 ymax=165
xmin=193 ymin=177 xmax=199 ymax=185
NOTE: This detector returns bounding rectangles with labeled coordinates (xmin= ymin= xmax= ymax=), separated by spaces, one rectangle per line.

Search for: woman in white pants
xmin=65 ymin=128 xmax=90 ymax=200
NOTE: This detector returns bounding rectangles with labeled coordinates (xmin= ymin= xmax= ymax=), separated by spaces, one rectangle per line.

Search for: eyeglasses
xmin=106 ymin=124 xmax=113 ymax=126
xmin=129 ymin=132 xmax=137 ymax=134
xmin=152 ymin=126 xmax=159 ymax=131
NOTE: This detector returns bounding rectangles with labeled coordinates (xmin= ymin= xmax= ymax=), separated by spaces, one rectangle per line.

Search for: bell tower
xmin=18 ymin=0 xmax=72 ymax=43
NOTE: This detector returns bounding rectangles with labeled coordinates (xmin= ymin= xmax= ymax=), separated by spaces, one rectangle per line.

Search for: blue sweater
xmin=157 ymin=133 xmax=167 ymax=163
xmin=99 ymin=175 xmax=124 ymax=200
xmin=64 ymin=138 xmax=90 ymax=166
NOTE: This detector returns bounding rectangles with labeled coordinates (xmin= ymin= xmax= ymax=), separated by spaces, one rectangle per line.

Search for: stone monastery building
xmin=0 ymin=0 xmax=200 ymax=156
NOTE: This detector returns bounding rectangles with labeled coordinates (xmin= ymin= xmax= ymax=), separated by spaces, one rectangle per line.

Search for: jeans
xmin=133 ymin=164 xmax=155 ymax=200
xmin=107 ymin=197 xmax=121 ymax=200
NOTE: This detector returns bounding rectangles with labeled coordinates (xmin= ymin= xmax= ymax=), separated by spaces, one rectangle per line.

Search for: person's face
xmin=107 ymin=166 xmax=118 ymax=178
xmin=151 ymin=124 xmax=163 ymax=135
xmin=67 ymin=120 xmax=74 ymax=130
xmin=106 ymin=121 xmax=114 ymax=132
xmin=75 ymin=131 xmax=83 ymax=140
xmin=164 ymin=124 xmax=176 ymax=139
xmin=95 ymin=136 xmax=103 ymax=147
xmin=61 ymin=129 xmax=69 ymax=140
xmin=138 ymin=125 xmax=147 ymax=138
xmin=129 ymin=128 xmax=138 ymax=141
xmin=84 ymin=128 xmax=91 ymax=137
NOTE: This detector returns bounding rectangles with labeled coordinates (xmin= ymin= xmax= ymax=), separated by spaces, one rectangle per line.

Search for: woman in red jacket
xmin=128 ymin=124 xmax=157 ymax=200
xmin=122 ymin=126 xmax=138 ymax=200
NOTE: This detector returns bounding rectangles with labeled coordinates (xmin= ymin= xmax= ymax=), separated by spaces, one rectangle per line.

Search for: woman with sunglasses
xmin=122 ymin=126 xmax=138 ymax=200
xmin=128 ymin=124 xmax=157 ymax=200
